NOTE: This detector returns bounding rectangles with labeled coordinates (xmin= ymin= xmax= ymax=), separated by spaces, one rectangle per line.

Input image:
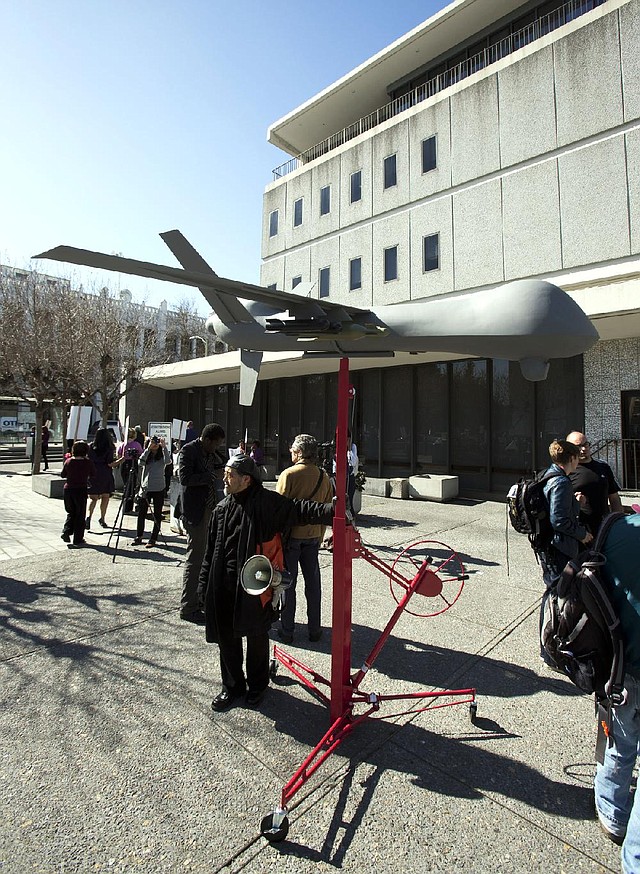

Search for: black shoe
xmin=85 ymin=518 xmax=91 ymax=530
xmin=131 ymin=537 xmax=143 ymax=546
xmin=61 ymin=533 xmax=70 ymax=543
xmin=598 ymin=817 xmax=625 ymax=846
xmin=309 ymin=629 xmax=323 ymax=642
xmin=277 ymin=629 xmax=293 ymax=644
xmin=246 ymin=688 xmax=266 ymax=707
xmin=98 ymin=518 xmax=108 ymax=529
xmin=180 ymin=610 xmax=206 ymax=625
xmin=211 ymin=687 xmax=245 ymax=712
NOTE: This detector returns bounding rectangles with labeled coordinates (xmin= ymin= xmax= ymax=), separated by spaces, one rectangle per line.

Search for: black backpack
xmin=507 ymin=470 xmax=561 ymax=552
xmin=540 ymin=512 xmax=626 ymax=706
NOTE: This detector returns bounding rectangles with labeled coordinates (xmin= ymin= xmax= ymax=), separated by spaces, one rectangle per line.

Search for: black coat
xmin=177 ymin=439 xmax=225 ymax=526
xmin=198 ymin=483 xmax=333 ymax=643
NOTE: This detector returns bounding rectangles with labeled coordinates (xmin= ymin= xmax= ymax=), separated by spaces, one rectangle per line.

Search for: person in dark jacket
xmin=198 ymin=454 xmax=334 ymax=712
xmin=537 ymin=439 xmax=593 ymax=666
xmin=178 ymin=423 xmax=226 ymax=624
xmin=60 ymin=441 xmax=96 ymax=547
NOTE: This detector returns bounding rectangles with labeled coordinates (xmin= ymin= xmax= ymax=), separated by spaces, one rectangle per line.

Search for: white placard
xmin=147 ymin=421 xmax=172 ymax=444
xmin=171 ymin=418 xmax=186 ymax=440
xmin=66 ymin=406 xmax=92 ymax=441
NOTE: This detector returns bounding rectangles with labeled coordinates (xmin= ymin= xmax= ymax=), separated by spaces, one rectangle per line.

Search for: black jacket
xmin=198 ymin=482 xmax=333 ymax=643
xmin=177 ymin=439 xmax=224 ymax=526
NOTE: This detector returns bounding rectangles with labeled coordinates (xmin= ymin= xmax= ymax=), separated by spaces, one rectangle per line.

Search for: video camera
xmin=317 ymin=441 xmax=334 ymax=475
xmin=125 ymin=446 xmax=141 ymax=461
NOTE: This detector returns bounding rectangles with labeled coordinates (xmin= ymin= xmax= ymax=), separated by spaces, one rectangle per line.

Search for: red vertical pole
xmin=330 ymin=357 xmax=352 ymax=721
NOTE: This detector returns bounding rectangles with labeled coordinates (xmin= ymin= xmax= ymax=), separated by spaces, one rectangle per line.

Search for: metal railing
xmin=593 ymin=439 xmax=640 ymax=492
xmin=272 ymin=0 xmax=607 ymax=180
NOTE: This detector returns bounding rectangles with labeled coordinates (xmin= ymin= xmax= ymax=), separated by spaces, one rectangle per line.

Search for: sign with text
xmin=147 ymin=421 xmax=172 ymax=445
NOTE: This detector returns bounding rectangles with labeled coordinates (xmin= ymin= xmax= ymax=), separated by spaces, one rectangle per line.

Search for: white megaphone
xmin=241 ymin=554 xmax=292 ymax=610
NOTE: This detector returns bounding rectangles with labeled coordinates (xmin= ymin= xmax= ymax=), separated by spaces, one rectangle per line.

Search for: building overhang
xmin=268 ymin=0 xmax=540 ymax=157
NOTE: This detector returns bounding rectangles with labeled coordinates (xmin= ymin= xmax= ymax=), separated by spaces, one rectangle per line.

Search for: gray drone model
xmin=36 ymin=230 xmax=598 ymax=404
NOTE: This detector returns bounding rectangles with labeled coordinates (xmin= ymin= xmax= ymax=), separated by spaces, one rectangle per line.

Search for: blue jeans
xmin=595 ymin=674 xmax=640 ymax=873
xmin=281 ymin=538 xmax=322 ymax=637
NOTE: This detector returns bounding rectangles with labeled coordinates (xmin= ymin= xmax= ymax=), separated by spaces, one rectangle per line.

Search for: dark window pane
xmin=319 ymin=266 xmax=330 ymax=298
xmin=491 ymin=359 xmax=534 ymax=492
xmin=382 ymin=367 xmax=411 ymax=475
xmin=421 ymin=136 xmax=437 ymax=173
xmin=293 ymin=198 xmax=303 ymax=227
xmin=264 ymin=380 xmax=280 ymax=470
xmin=423 ymin=233 xmax=439 ymax=272
xmin=360 ymin=370 xmax=379 ymax=473
xmin=383 ymin=154 xmax=397 ymax=189
xmin=320 ymin=185 xmax=331 ymax=215
xmin=280 ymin=377 xmax=301 ymax=459
xmin=302 ymin=374 xmax=325 ymax=438
xmin=535 ymin=356 xmax=584 ymax=470
xmin=292 ymin=276 xmax=302 ymax=289
xmin=451 ymin=360 xmax=488 ymax=491
xmin=384 ymin=246 xmax=398 ymax=282
xmin=269 ymin=210 xmax=278 ymax=237
xmin=267 ymin=283 xmax=277 ymax=290
xmin=350 ymin=170 xmax=362 ymax=203
xmin=416 ymin=363 xmax=449 ymax=470
xmin=350 ymin=258 xmax=362 ymax=291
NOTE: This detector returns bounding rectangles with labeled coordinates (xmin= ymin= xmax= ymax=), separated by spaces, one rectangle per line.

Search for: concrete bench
xmin=32 ymin=473 xmax=65 ymax=499
xmin=409 ymin=474 xmax=459 ymax=502
xmin=365 ymin=478 xmax=410 ymax=499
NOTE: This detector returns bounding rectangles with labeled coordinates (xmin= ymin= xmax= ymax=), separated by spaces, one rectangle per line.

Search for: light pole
xmin=189 ymin=335 xmax=208 ymax=358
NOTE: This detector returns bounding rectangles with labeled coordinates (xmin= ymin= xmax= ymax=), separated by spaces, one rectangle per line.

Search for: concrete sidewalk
xmin=0 ymin=469 xmax=622 ymax=872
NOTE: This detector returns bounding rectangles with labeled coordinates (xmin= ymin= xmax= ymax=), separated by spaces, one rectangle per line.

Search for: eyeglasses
xmin=578 ymin=441 xmax=590 ymax=448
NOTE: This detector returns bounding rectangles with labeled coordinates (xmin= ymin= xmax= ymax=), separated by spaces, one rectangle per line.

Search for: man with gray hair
xmin=276 ymin=434 xmax=334 ymax=644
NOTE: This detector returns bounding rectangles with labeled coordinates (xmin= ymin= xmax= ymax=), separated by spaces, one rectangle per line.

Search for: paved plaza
xmin=0 ymin=464 xmax=624 ymax=872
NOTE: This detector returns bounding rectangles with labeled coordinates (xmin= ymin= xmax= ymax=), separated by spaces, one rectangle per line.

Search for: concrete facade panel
xmin=283 ymin=248 xmax=312 ymax=292
xmin=309 ymin=236 xmax=340 ymax=302
xmin=498 ymin=46 xmax=556 ymax=167
xmin=372 ymin=120 xmax=410 ymax=215
xmin=339 ymin=140 xmax=373 ymax=226
xmin=339 ymin=225 xmax=374 ymax=308
xmin=261 ymin=185 xmax=287 ymax=259
xmin=259 ymin=256 xmax=285 ymax=291
xmin=620 ymin=0 xmax=640 ymax=122
xmin=626 ymin=129 xmax=640 ymax=255
xmin=558 ymin=136 xmax=630 ymax=269
xmin=408 ymin=98 xmax=452 ymax=199
xmin=410 ymin=197 xmax=454 ymax=298
xmin=284 ymin=172 xmax=314 ymax=249
xmin=453 ymin=179 xmax=504 ymax=289
xmin=310 ymin=153 xmax=342 ymax=237
xmin=554 ymin=10 xmax=623 ymax=147
xmin=372 ymin=213 xmax=411 ymax=304
xmin=502 ymin=161 xmax=562 ymax=280
xmin=450 ymin=75 xmax=500 ymax=186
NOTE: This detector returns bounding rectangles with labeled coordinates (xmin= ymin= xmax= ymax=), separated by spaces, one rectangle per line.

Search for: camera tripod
xmin=107 ymin=456 xmax=168 ymax=561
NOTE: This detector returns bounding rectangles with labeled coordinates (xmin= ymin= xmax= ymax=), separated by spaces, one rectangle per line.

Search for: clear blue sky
xmin=2 ymin=0 xmax=446 ymax=313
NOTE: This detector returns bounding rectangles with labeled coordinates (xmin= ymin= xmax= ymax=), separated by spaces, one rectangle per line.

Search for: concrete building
xmin=153 ymin=0 xmax=640 ymax=494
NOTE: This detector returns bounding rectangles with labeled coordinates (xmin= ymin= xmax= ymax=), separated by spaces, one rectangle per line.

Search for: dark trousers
xmin=282 ymin=537 xmax=322 ymax=636
xmin=181 ymin=507 xmax=212 ymax=613
xmin=218 ymin=627 xmax=270 ymax=695
xmin=42 ymin=443 xmax=49 ymax=470
xmin=136 ymin=490 xmax=164 ymax=541
xmin=63 ymin=487 xmax=88 ymax=544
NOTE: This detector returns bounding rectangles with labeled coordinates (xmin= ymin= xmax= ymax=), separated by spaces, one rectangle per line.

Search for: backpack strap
xmin=308 ymin=468 xmax=325 ymax=501
xmin=593 ymin=511 xmax=626 ymax=552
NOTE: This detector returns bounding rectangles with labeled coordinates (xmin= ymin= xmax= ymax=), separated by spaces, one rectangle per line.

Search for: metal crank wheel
xmin=260 ymin=809 xmax=289 ymax=843
xmin=389 ymin=539 xmax=467 ymax=618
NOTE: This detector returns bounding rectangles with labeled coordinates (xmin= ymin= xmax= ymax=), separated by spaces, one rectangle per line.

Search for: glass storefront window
xmin=416 ymin=363 xmax=448 ymax=470
xmin=382 ymin=367 xmax=412 ymax=475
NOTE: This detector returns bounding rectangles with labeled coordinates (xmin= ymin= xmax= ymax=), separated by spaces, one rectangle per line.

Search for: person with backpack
xmin=594 ymin=513 xmax=640 ymax=870
xmin=537 ymin=439 xmax=593 ymax=666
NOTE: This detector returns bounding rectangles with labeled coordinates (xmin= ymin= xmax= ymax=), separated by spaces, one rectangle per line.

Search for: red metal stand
xmin=260 ymin=357 xmax=476 ymax=842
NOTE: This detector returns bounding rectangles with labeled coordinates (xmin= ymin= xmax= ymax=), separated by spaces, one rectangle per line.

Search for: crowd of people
xmin=57 ymin=418 xmax=639 ymax=870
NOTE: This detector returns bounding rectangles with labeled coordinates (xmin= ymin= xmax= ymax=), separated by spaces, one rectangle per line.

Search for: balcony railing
xmin=272 ymin=0 xmax=607 ymax=181
xmin=593 ymin=439 xmax=640 ymax=492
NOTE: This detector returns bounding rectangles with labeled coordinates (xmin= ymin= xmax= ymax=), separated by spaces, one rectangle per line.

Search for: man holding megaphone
xmin=198 ymin=454 xmax=334 ymax=712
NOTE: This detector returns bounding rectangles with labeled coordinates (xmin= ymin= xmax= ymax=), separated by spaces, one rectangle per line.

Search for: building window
xmin=292 ymin=275 xmax=302 ymax=289
xmin=269 ymin=210 xmax=279 ymax=237
xmin=384 ymin=246 xmax=398 ymax=282
xmin=319 ymin=266 xmax=330 ymax=298
xmin=349 ymin=257 xmax=362 ymax=291
xmin=422 ymin=136 xmax=437 ymax=173
xmin=293 ymin=198 xmax=303 ymax=227
xmin=350 ymin=170 xmax=362 ymax=203
xmin=267 ymin=283 xmax=277 ymax=290
xmin=320 ymin=185 xmax=331 ymax=216
xmin=383 ymin=154 xmax=397 ymax=189
xmin=423 ymin=234 xmax=440 ymax=272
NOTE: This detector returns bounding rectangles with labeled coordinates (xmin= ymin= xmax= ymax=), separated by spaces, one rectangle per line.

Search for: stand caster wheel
xmin=469 ymin=701 xmax=478 ymax=723
xmin=260 ymin=810 xmax=289 ymax=843
xmin=269 ymin=658 xmax=278 ymax=680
